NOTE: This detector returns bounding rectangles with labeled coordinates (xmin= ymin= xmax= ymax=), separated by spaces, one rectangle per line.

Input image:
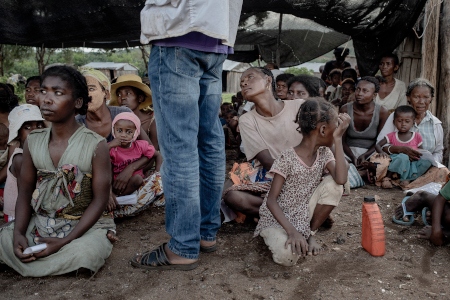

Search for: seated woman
xmin=375 ymin=78 xmax=446 ymax=189
xmin=286 ymin=75 xmax=321 ymax=100
xmin=375 ymin=53 xmax=407 ymax=112
xmin=223 ymin=67 xmax=343 ymax=254
xmin=340 ymin=77 xmax=389 ymax=169
xmin=79 ymin=68 xmax=163 ymax=217
xmin=109 ymin=74 xmax=158 ymax=150
xmin=0 ymin=66 xmax=115 ymax=277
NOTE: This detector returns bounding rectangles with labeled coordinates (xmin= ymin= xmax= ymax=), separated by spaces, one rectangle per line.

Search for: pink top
xmin=385 ymin=131 xmax=422 ymax=150
xmin=3 ymin=148 xmax=23 ymax=217
xmin=110 ymin=140 xmax=155 ymax=180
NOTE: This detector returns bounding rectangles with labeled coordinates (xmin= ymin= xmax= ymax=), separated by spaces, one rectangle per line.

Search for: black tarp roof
xmin=0 ymin=0 xmax=427 ymax=75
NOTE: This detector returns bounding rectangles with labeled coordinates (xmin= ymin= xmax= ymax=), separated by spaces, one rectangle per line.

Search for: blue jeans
xmin=149 ymin=46 xmax=226 ymax=259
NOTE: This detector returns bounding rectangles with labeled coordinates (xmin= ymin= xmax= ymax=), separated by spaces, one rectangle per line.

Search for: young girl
xmin=375 ymin=105 xmax=433 ymax=188
xmin=109 ymin=112 xmax=162 ymax=196
xmin=254 ymin=98 xmax=350 ymax=267
xmin=0 ymin=66 xmax=116 ymax=277
xmin=3 ymin=104 xmax=45 ymax=222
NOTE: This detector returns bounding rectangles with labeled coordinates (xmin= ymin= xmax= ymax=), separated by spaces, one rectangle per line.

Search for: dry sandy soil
xmin=1 ymin=150 xmax=449 ymax=300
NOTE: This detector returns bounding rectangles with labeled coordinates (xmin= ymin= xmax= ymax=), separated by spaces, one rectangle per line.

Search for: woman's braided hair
xmin=41 ymin=65 xmax=91 ymax=115
xmin=251 ymin=67 xmax=277 ymax=99
xmin=295 ymin=97 xmax=335 ymax=135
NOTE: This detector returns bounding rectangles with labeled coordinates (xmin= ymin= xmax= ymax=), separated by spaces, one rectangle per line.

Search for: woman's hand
xmin=333 ymin=113 xmax=351 ymax=140
xmin=13 ymin=234 xmax=35 ymax=263
xmin=285 ymin=230 xmax=308 ymax=256
xmin=356 ymin=154 xmax=367 ymax=166
xmin=33 ymin=237 xmax=68 ymax=259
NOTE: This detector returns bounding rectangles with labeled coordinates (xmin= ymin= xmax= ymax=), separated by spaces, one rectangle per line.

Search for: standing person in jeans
xmin=131 ymin=0 xmax=243 ymax=271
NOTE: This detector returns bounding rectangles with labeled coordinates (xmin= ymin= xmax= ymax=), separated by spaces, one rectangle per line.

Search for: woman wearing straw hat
xmin=78 ymin=69 xmax=163 ymax=216
xmin=109 ymin=74 xmax=158 ymax=150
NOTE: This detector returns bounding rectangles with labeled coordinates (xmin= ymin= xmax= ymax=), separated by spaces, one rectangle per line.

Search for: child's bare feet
xmin=399 ymin=180 xmax=410 ymax=188
xmin=107 ymin=230 xmax=119 ymax=243
xmin=394 ymin=191 xmax=432 ymax=221
xmin=381 ymin=177 xmax=393 ymax=189
xmin=307 ymin=235 xmax=323 ymax=256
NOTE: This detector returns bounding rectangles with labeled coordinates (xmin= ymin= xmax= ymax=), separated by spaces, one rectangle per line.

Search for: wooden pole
xmin=421 ymin=0 xmax=441 ymax=115
xmin=276 ymin=13 xmax=283 ymax=68
xmin=438 ymin=0 xmax=450 ymax=167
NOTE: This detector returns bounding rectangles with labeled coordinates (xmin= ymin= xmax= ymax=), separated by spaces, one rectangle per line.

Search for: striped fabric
xmin=413 ymin=111 xmax=435 ymax=153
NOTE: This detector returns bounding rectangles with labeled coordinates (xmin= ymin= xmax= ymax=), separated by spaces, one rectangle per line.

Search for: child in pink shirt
xmin=376 ymin=105 xmax=432 ymax=188
xmin=109 ymin=112 xmax=161 ymax=196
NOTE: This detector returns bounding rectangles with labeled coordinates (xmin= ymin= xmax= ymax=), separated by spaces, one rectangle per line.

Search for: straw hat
xmin=109 ymin=74 xmax=152 ymax=110
xmin=8 ymin=104 xmax=45 ymax=144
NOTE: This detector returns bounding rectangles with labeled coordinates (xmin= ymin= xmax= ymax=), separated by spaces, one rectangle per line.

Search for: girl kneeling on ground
xmin=254 ymin=98 xmax=350 ymax=266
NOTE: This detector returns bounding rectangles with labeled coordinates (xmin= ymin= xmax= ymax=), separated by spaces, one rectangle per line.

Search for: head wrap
xmin=80 ymin=67 xmax=111 ymax=92
xmin=111 ymin=112 xmax=141 ymax=142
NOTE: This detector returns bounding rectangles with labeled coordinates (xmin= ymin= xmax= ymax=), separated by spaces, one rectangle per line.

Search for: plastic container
xmin=361 ymin=196 xmax=385 ymax=256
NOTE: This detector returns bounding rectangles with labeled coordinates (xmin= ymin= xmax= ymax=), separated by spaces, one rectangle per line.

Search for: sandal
xmin=392 ymin=196 xmax=415 ymax=225
xmin=200 ymin=243 xmax=217 ymax=253
xmin=422 ymin=207 xmax=431 ymax=226
xmin=130 ymin=243 xmax=198 ymax=271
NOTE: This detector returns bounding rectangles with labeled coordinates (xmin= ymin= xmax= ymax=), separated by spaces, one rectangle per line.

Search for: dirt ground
xmin=1 ymin=150 xmax=450 ymax=300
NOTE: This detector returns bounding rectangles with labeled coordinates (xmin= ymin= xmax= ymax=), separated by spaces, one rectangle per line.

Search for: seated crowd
xmin=0 ymin=46 xmax=448 ymax=276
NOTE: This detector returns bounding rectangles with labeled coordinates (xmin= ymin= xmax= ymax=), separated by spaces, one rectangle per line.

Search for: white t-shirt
xmin=239 ymin=99 xmax=304 ymax=168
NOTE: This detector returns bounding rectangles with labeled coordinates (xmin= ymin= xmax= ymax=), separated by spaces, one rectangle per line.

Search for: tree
xmin=284 ymin=67 xmax=314 ymax=76
xmin=0 ymin=44 xmax=33 ymax=76
xmin=36 ymin=46 xmax=55 ymax=75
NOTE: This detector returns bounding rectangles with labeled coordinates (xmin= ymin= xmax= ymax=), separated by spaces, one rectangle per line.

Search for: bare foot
xmin=200 ymin=240 xmax=216 ymax=248
xmin=418 ymin=225 xmax=432 ymax=240
xmin=381 ymin=177 xmax=393 ymax=189
xmin=307 ymin=236 xmax=323 ymax=256
xmin=399 ymin=180 xmax=410 ymax=188
xmin=163 ymin=244 xmax=198 ymax=265
xmin=107 ymin=230 xmax=119 ymax=243
xmin=394 ymin=191 xmax=431 ymax=220
xmin=320 ymin=216 xmax=334 ymax=229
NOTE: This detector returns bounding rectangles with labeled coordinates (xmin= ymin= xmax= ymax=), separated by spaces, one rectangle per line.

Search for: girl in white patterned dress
xmin=254 ymin=98 xmax=350 ymax=266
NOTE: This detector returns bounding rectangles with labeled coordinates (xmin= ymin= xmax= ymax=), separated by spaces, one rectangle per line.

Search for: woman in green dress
xmin=0 ymin=66 xmax=115 ymax=277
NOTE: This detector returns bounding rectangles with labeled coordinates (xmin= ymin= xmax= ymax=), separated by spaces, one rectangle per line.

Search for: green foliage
xmin=1 ymin=46 xmax=149 ymax=78
xmin=0 ymin=75 xmax=26 ymax=103
xmin=284 ymin=67 xmax=314 ymax=76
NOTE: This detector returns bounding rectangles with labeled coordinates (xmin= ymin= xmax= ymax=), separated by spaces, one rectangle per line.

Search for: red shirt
xmin=110 ymin=140 xmax=155 ymax=179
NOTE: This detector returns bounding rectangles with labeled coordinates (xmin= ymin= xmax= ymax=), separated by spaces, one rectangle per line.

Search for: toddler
xmin=3 ymin=104 xmax=45 ymax=221
xmin=109 ymin=112 xmax=161 ymax=196
xmin=376 ymin=105 xmax=432 ymax=188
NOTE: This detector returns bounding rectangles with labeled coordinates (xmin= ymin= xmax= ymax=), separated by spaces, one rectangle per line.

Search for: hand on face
xmin=333 ymin=113 xmax=351 ymax=139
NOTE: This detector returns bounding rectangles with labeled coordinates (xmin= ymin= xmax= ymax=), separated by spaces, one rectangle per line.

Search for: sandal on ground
xmin=381 ymin=177 xmax=393 ymax=189
xmin=130 ymin=243 xmax=198 ymax=271
xmin=422 ymin=207 xmax=431 ymax=226
xmin=392 ymin=196 xmax=415 ymax=225
xmin=200 ymin=243 xmax=217 ymax=253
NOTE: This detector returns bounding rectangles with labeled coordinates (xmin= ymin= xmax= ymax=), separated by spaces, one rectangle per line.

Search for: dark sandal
xmin=130 ymin=243 xmax=198 ymax=271
xmin=200 ymin=243 xmax=217 ymax=253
